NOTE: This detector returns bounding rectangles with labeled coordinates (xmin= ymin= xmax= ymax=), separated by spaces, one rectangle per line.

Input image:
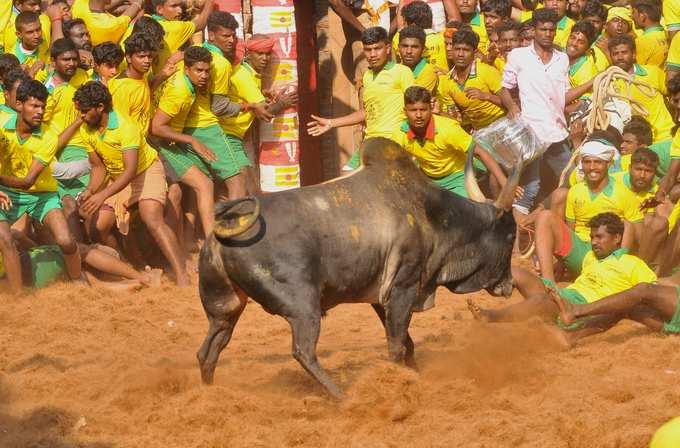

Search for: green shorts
xmin=430 ymin=171 xmax=468 ymax=198
xmin=57 ymin=174 xmax=90 ymax=201
xmin=0 ymin=186 xmax=61 ymax=224
xmin=542 ymin=277 xmax=590 ymax=330
xmin=555 ymin=222 xmax=591 ymax=274
xmin=20 ymin=245 xmax=66 ymax=288
xmin=158 ymin=142 xmax=210 ymax=182
xmin=224 ymin=133 xmax=253 ymax=169
xmin=184 ymin=125 xmax=249 ymax=181
xmin=662 ymin=286 xmax=680 ymax=334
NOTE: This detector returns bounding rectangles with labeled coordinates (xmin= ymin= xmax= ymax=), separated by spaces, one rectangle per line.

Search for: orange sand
xmin=1 ymin=280 xmax=679 ymax=447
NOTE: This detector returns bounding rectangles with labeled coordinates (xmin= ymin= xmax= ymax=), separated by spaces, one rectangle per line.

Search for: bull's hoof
xmin=199 ymin=366 xmax=215 ymax=385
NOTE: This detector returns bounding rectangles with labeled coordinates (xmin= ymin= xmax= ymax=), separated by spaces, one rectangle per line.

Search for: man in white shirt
xmin=499 ymin=8 xmax=591 ymax=221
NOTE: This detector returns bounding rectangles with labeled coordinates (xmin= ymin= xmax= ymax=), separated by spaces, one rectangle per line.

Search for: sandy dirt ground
xmin=1 ymin=278 xmax=679 ymax=448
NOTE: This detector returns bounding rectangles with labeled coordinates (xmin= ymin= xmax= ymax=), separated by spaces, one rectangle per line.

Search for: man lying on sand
xmin=467 ymin=212 xmax=679 ymax=343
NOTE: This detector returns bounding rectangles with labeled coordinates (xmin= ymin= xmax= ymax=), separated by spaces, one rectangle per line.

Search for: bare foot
xmin=466 ymin=298 xmax=491 ymax=322
xmin=547 ymin=288 xmax=576 ymax=325
xmin=140 ymin=267 xmax=163 ymax=288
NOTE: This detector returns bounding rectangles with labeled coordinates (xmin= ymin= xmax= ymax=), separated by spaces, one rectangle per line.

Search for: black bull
xmin=197 ymin=137 xmax=522 ymax=398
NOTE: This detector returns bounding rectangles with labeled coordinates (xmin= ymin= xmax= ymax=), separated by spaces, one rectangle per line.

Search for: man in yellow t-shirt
xmin=391 ymin=1 xmax=448 ymax=72
xmin=42 ymin=39 xmax=90 ymax=241
xmin=610 ymin=34 xmax=674 ymax=143
xmin=1 ymin=0 xmax=52 ymax=55
xmin=8 ymin=12 xmax=50 ymax=78
xmin=73 ymin=81 xmax=188 ymax=286
xmin=307 ymin=26 xmax=413 ymax=170
xmin=542 ymin=0 xmax=575 ymax=50
xmin=150 ymin=47 xmax=218 ymax=239
xmin=390 ymin=86 xmax=507 ymax=198
xmin=397 ymin=25 xmax=438 ymax=94
xmin=631 ymin=0 xmax=668 ymax=68
xmin=438 ymin=29 xmax=505 ymax=131
xmin=0 ymin=80 xmax=81 ymax=293
xmin=567 ymin=21 xmax=602 ymax=100
xmin=456 ymin=0 xmax=490 ymax=54
xmin=534 ymin=141 xmax=638 ymax=281
xmin=151 ymin=0 xmax=215 ymax=74
xmin=468 ymin=213 xmax=660 ymax=331
xmin=668 ymin=33 xmax=680 ymax=82
xmin=71 ymin=0 xmax=142 ymax=46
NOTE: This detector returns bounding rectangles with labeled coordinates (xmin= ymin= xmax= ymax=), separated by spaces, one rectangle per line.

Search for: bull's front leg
xmin=371 ymin=304 xmax=416 ymax=369
xmin=383 ymin=288 xmax=416 ymax=365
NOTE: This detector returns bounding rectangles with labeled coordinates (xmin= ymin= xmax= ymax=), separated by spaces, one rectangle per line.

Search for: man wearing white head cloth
xmin=532 ymin=139 xmax=639 ymax=281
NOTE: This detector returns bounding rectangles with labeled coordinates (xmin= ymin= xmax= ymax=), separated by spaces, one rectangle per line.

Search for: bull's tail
xmin=213 ymin=197 xmax=260 ymax=239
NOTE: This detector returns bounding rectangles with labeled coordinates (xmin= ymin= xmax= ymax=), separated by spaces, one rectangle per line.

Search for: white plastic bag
xmin=473 ymin=117 xmax=551 ymax=170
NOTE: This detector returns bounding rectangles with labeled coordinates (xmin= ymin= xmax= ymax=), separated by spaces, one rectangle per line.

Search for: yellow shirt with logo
xmin=72 ymin=0 xmax=130 ymax=45
xmin=569 ymin=249 xmax=656 ymax=303
xmin=43 ymin=69 xmax=90 ymax=148
xmin=157 ymin=71 xmax=196 ymax=133
xmin=362 ymin=61 xmax=414 ymax=139
xmin=220 ymin=61 xmax=265 ymax=139
xmin=668 ymin=33 xmax=680 ymax=72
xmin=636 ymin=25 xmax=669 ymax=68
xmin=79 ymin=111 xmax=157 ymax=178
xmin=109 ymin=75 xmax=153 ymax=133
xmin=390 ymin=114 xmax=474 ymax=178
xmin=0 ymin=115 xmax=58 ymax=192
xmin=613 ymin=64 xmax=674 ymax=143
xmin=565 ymin=175 xmax=639 ymax=241
xmin=436 ymin=61 xmax=505 ymax=130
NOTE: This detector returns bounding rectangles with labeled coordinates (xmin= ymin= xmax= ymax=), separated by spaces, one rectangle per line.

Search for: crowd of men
xmin=314 ymin=0 xmax=680 ymax=344
xmin=1 ymin=0 xmax=680 ymax=344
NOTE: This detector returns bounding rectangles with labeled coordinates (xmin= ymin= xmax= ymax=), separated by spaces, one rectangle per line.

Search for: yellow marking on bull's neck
xmin=350 ymin=225 xmax=360 ymax=241
xmin=406 ymin=213 xmax=415 ymax=227
xmin=332 ymin=187 xmax=352 ymax=207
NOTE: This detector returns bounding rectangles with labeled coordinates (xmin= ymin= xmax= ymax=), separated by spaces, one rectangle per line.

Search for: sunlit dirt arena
xmin=1 ymin=276 xmax=679 ymax=447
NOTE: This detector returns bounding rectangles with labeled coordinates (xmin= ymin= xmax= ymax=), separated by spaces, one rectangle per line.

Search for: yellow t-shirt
xmin=569 ymin=249 xmax=656 ymax=303
xmin=157 ymin=71 xmax=196 ymax=132
xmin=185 ymin=42 xmax=232 ymax=129
xmin=613 ymin=64 xmax=674 ymax=143
xmin=220 ymin=61 xmax=265 ymax=139
xmin=664 ymin=0 xmax=680 ymax=32
xmin=390 ymin=114 xmax=474 ymax=178
xmin=592 ymin=44 xmax=610 ymax=72
xmin=668 ymin=32 xmax=680 ymax=72
xmin=0 ymin=104 xmax=15 ymax=127
xmin=0 ymin=115 xmax=58 ymax=192
xmin=0 ymin=2 xmax=11 ymax=39
xmin=2 ymin=13 xmax=51 ymax=55
xmin=152 ymin=15 xmax=196 ymax=72
xmin=636 ymin=25 xmax=669 ymax=68
xmin=565 ymin=175 xmax=639 ymax=240
xmin=569 ymin=54 xmax=599 ymax=98
xmin=392 ymin=29 xmax=448 ymax=72
xmin=362 ymin=61 xmax=414 ymax=139
xmin=7 ymin=39 xmax=50 ymax=71
xmin=470 ymin=12 xmax=489 ymax=55
xmin=43 ymin=69 xmax=90 ymax=148
xmin=79 ymin=111 xmax=157 ymax=177
xmin=412 ymin=58 xmax=438 ymax=94
xmin=436 ymin=61 xmax=505 ymax=130
xmin=72 ymin=0 xmax=130 ymax=45
xmin=612 ymin=170 xmax=657 ymax=222
xmin=109 ymin=75 xmax=153 ymax=133
xmin=554 ymin=15 xmax=575 ymax=51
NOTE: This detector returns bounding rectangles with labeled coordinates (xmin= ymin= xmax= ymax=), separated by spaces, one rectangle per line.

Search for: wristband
xmin=51 ymin=16 xmax=63 ymax=22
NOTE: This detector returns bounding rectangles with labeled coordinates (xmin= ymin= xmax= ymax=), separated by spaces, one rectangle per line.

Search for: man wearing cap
xmin=594 ymin=6 xmax=633 ymax=61
xmin=533 ymin=139 xmax=639 ymax=281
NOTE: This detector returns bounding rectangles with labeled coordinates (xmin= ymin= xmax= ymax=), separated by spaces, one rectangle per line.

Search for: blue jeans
xmin=514 ymin=138 xmax=572 ymax=214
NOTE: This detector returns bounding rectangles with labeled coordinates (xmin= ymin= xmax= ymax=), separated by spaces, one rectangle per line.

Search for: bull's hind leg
xmin=197 ymin=272 xmax=247 ymax=385
xmin=286 ymin=313 xmax=343 ymax=399
xmin=371 ymin=304 xmax=417 ymax=369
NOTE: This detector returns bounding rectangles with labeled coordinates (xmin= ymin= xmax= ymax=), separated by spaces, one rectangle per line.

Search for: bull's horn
xmin=493 ymin=159 xmax=524 ymax=212
xmin=213 ymin=197 xmax=261 ymax=239
xmin=464 ymin=146 xmax=487 ymax=203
